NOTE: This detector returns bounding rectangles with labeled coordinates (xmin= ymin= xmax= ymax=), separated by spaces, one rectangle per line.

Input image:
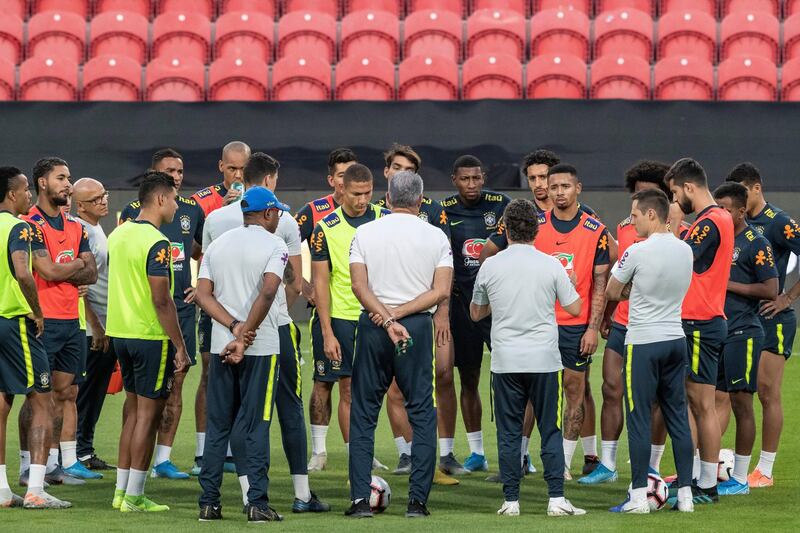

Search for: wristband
xmin=229 ymin=319 xmax=240 ymax=333
xmin=382 ymin=317 xmax=395 ymax=329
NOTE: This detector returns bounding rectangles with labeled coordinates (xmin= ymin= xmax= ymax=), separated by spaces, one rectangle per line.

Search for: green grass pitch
xmin=2 ymin=325 xmax=798 ymax=532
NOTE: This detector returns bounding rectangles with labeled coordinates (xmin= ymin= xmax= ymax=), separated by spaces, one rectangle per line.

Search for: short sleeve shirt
xmin=726 ymin=227 xmax=778 ymax=335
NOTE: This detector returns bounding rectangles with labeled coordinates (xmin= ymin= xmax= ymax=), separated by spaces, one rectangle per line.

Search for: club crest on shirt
xmin=418 ymin=212 xmax=429 ymax=223
xmin=40 ymin=372 xmax=50 ymax=387
xmin=180 ymin=215 xmax=191 ymax=234
xmin=732 ymin=247 xmax=740 ymax=263
xmin=484 ymin=212 xmax=497 ymax=228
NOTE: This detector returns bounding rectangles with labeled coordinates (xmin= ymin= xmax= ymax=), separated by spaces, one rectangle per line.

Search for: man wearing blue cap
xmin=195 ymin=186 xmax=289 ymax=523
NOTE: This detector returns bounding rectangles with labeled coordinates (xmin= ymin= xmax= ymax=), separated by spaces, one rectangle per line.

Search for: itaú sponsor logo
xmin=462 ymin=238 xmax=486 ymax=259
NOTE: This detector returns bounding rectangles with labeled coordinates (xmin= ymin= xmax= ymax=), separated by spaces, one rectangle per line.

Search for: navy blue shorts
xmin=760 ymin=309 xmax=796 ymax=360
xmin=606 ymin=321 xmax=627 ymax=357
xmin=178 ymin=305 xmax=197 ymax=366
xmin=717 ymin=334 xmax=762 ymax=393
xmin=115 ymin=337 xmax=175 ymax=399
xmin=451 ymin=286 xmax=491 ymax=370
xmin=559 ymin=324 xmax=591 ymax=372
xmin=682 ymin=317 xmax=727 ymax=386
xmin=198 ymin=309 xmax=212 ymax=354
xmin=0 ymin=316 xmax=51 ymax=394
xmin=42 ymin=318 xmax=86 ymax=380
xmin=310 ymin=310 xmax=357 ymax=382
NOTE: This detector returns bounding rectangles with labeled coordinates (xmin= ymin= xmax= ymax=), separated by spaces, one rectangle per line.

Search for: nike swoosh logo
xmin=575 ymin=360 xmax=589 ymax=367
xmin=450 ymin=221 xmax=464 ymax=226
xmin=731 ymin=378 xmax=744 ymax=384
xmin=556 ymin=241 xmax=568 ymax=245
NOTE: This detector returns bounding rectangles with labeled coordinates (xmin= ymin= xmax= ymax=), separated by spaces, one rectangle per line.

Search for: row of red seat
xmin=3 ymin=7 xmax=797 ymax=66
xmin=3 ymin=52 xmax=796 ymax=102
xmin=8 ymin=1 xmax=800 ymax=20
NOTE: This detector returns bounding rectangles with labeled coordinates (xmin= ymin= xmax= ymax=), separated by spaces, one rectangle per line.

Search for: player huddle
xmin=0 ymin=143 xmax=795 ymax=521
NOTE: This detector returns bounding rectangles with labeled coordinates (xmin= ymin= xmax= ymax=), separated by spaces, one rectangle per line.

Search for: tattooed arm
xmin=66 ymin=251 xmax=98 ymax=286
xmin=580 ymin=264 xmax=609 ymax=356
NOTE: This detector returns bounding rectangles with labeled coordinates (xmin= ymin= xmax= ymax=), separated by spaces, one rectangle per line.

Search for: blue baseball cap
xmin=240 ymin=186 xmax=290 ymax=213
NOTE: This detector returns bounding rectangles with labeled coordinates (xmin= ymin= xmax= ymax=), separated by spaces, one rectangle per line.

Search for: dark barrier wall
xmin=2 ymin=100 xmax=800 ymax=191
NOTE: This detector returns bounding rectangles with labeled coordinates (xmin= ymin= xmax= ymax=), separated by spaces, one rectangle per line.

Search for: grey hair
xmin=388 ymin=170 xmax=424 ymax=208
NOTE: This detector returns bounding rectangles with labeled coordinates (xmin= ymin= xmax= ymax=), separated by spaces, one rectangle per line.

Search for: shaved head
xmin=72 ymin=177 xmax=104 ymax=200
xmin=222 ymin=141 xmax=251 ymax=162
xmin=73 ymin=177 xmax=108 ymax=220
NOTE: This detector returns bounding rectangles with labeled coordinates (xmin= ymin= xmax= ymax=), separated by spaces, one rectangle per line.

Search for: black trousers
xmin=76 ymin=336 xmax=117 ymax=458
xmin=624 ymin=338 xmax=694 ymax=489
xmin=276 ymin=323 xmax=306 ymax=475
xmin=349 ymin=312 xmax=436 ymax=504
xmin=492 ymin=371 xmax=564 ymax=500
xmin=199 ymin=353 xmax=279 ymax=508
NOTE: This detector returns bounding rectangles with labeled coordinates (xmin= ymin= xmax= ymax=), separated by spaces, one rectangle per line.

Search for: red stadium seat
xmin=341 ymin=11 xmax=399 ymax=62
xmin=145 ymin=56 xmax=205 ymax=101
xmin=27 ymin=11 xmax=86 ymax=65
xmin=467 ymin=9 xmax=526 ymax=60
xmin=408 ymin=0 xmax=465 ymax=17
xmin=33 ymin=0 xmax=89 ymax=18
xmin=284 ymin=0 xmax=338 ymax=18
xmin=152 ymin=12 xmax=211 ymax=64
xmin=533 ymin=1 xmax=590 ymax=14
xmin=657 ymin=10 xmax=716 ymax=63
xmin=594 ymin=8 xmax=653 ymax=62
xmin=19 ymin=56 xmax=78 ymax=101
xmin=654 ymin=55 xmax=713 ymax=100
xmin=784 ymin=14 xmax=800 ymax=62
xmin=82 ymin=55 xmax=142 ymax=101
xmin=277 ymin=11 xmax=337 ymax=63
xmin=590 ymin=54 xmax=650 ymax=99
xmin=344 ymin=0 xmax=401 ymax=17
xmin=221 ymin=0 xmax=276 ymax=17
xmin=398 ymin=54 xmax=458 ymax=100
xmin=0 ymin=58 xmax=14 ymax=101
xmin=462 ymin=53 xmax=522 ymax=99
xmin=157 ymin=0 xmax=213 ymax=20
xmin=525 ymin=53 xmax=585 ymax=98
xmin=0 ymin=15 xmax=23 ymax=65
xmin=596 ymin=1 xmax=655 ymax=15
xmin=271 ymin=55 xmax=331 ymax=100
xmin=717 ymin=56 xmax=777 ymax=101
xmin=403 ymin=10 xmax=462 ymax=63
xmin=209 ymin=55 xmax=268 ymax=101
xmin=472 ymin=0 xmax=527 ymax=16
xmin=335 ymin=55 xmax=395 ymax=100
xmin=780 ymin=57 xmax=800 ymax=101
xmin=530 ymin=9 xmax=590 ymax=62
xmin=659 ymin=0 xmax=716 ymax=16
xmin=89 ymin=11 xmax=149 ymax=64
xmin=722 ymin=0 xmax=778 ymax=17
xmin=214 ymin=11 xmax=274 ymax=63
xmin=1 ymin=0 xmax=26 ymax=20
xmin=95 ymin=0 xmax=152 ymax=19
xmin=720 ymin=11 xmax=779 ymax=63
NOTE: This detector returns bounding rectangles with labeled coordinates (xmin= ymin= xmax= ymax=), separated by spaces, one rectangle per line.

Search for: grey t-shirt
xmin=611 ymin=232 xmax=693 ymax=345
xmin=77 ymin=217 xmax=108 ymax=335
xmin=472 ymin=244 xmax=579 ymax=373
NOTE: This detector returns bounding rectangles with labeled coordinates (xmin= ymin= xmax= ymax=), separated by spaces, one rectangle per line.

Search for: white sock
xmin=549 ymin=496 xmax=567 ymax=506
xmin=345 ymin=442 xmax=350 ymax=455
xmin=60 ymin=440 xmax=78 ymax=468
xmin=310 ymin=425 xmax=328 ymax=455
xmin=677 ymin=486 xmax=692 ymax=503
xmin=581 ymin=435 xmax=597 ymax=457
xmin=405 ymin=440 xmax=413 ymax=455
xmin=757 ymin=450 xmax=776 ymax=478
xmin=629 ymin=487 xmax=647 ymax=505
xmin=154 ymin=445 xmax=171 ymax=466
xmin=0 ymin=465 xmax=9 ymax=490
xmin=649 ymin=444 xmax=665 ymax=472
xmin=439 ymin=438 xmax=454 ymax=456
xmin=195 ymin=432 xmax=206 ymax=458
xmin=563 ymin=438 xmax=578 ymax=468
xmin=466 ymin=431 xmax=484 ymax=455
xmin=126 ymin=468 xmax=147 ymax=497
xmin=600 ymin=440 xmax=618 ymax=471
xmin=46 ymin=448 xmax=59 ymax=473
xmin=292 ymin=474 xmax=311 ymax=502
xmin=116 ymin=468 xmax=129 ymax=491
xmin=698 ymin=460 xmax=717 ymax=489
xmin=239 ymin=475 xmax=249 ymax=505
xmin=692 ymin=450 xmax=701 ymax=479
xmin=226 ymin=442 xmax=233 ymax=458
xmin=521 ymin=436 xmax=530 ymax=458
xmin=394 ymin=436 xmax=407 ymax=457
xmin=732 ymin=454 xmax=750 ymax=484
xmin=19 ymin=450 xmax=30 ymax=475
xmin=28 ymin=464 xmax=46 ymax=493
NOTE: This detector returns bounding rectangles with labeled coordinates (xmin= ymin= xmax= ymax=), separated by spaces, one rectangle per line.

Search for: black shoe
xmin=247 ymin=505 xmax=283 ymax=523
xmin=81 ymin=455 xmax=113 ymax=470
xmin=242 ymin=503 xmax=249 ymax=514
xmin=582 ymin=455 xmax=600 ymax=476
xmin=344 ymin=499 xmax=373 ymax=518
xmin=406 ymin=499 xmax=430 ymax=518
xmin=292 ymin=492 xmax=331 ymax=513
xmin=199 ymin=504 xmax=223 ymax=521
xmin=691 ymin=482 xmax=719 ymax=504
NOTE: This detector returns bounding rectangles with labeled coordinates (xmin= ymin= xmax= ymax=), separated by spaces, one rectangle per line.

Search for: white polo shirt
xmin=198 ymin=225 xmax=288 ymax=356
xmin=77 ymin=217 xmax=108 ymax=335
xmin=472 ymin=244 xmax=579 ymax=374
xmin=349 ymin=212 xmax=453 ymax=311
xmin=202 ymin=199 xmax=301 ymax=326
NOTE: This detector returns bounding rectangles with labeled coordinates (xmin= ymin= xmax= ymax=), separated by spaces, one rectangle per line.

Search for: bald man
xmin=73 ymin=178 xmax=115 ymax=471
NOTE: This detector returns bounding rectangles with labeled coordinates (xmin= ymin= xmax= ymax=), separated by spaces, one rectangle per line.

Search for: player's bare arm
xmin=222 ymin=272 xmax=282 ymax=363
xmin=195 ymin=278 xmax=239 ymax=334
xmin=469 ymin=301 xmax=491 ymax=322
xmin=149 ymin=274 xmax=189 ymax=373
xmin=11 ymin=248 xmax=44 ymax=336
xmin=84 ymin=300 xmax=108 ymax=352
xmin=30 ymin=247 xmax=85 ymax=281
xmin=478 ymin=238 xmax=500 ymax=264
xmin=432 ymin=297 xmax=452 ymax=347
xmin=66 ymin=250 xmax=98 ymax=286
xmin=582 ymin=264 xmax=610 ymax=355
xmin=606 ymin=276 xmax=632 ymax=302
xmin=729 ymin=277 xmax=778 ymax=301
xmin=312 ymin=259 xmax=341 ymax=363
xmin=284 ymin=255 xmax=302 ymax=308
xmin=385 ymin=266 xmax=453 ymax=321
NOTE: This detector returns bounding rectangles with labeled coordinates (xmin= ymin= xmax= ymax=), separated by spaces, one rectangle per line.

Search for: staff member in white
xmin=196 ymin=186 xmax=288 ymax=524
xmin=345 ymin=171 xmax=452 ymax=519
xmin=470 ymin=198 xmax=586 ymax=518
xmin=606 ymin=189 xmax=695 ymax=513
